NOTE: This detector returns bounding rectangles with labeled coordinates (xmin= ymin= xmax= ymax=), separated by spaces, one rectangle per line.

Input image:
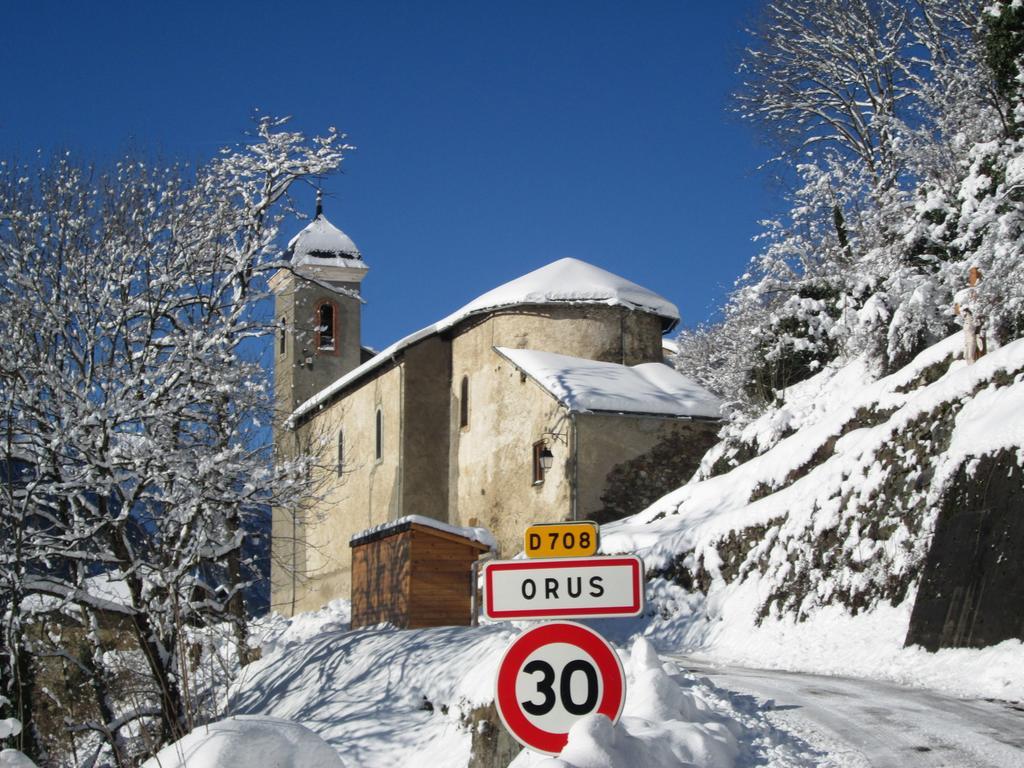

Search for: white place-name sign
xmin=482 ymin=556 xmax=644 ymax=620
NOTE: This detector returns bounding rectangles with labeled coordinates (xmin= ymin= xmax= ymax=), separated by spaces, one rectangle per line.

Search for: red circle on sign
xmin=494 ymin=622 xmax=625 ymax=755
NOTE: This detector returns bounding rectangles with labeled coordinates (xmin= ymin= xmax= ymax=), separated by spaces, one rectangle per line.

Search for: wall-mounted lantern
xmin=534 ymin=418 xmax=567 ymax=481
xmin=538 ymin=445 xmax=555 ymax=472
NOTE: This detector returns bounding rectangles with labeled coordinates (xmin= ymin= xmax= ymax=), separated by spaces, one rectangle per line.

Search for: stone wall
xmin=577 ymin=415 xmax=720 ymax=524
xmin=906 ymin=448 xmax=1024 ymax=650
xmin=455 ymin=304 xmax=664 ymax=367
xmin=448 ymin=316 xmax=572 ymax=558
xmin=271 ymin=360 xmax=405 ymax=615
xmin=400 ymin=335 xmax=452 ymax=522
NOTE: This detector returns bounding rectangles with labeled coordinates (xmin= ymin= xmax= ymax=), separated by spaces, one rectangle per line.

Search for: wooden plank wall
xmin=408 ymin=528 xmax=478 ymax=628
xmin=351 ymin=530 xmax=411 ymax=628
xmin=351 ymin=523 xmax=487 ymax=629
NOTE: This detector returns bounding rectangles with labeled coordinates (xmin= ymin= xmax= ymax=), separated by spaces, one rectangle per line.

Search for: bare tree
xmin=736 ymin=0 xmax=979 ymax=191
xmin=0 ymin=117 xmax=349 ymax=764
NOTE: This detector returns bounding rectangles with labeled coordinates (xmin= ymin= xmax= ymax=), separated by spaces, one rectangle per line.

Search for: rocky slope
xmin=602 ymin=333 xmax=1024 ymax=684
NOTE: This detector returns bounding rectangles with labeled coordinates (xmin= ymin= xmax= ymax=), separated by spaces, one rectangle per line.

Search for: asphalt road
xmin=670 ymin=656 xmax=1024 ymax=767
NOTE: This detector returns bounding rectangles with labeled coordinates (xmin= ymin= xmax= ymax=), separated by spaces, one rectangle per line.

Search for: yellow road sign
xmin=524 ymin=521 xmax=599 ymax=558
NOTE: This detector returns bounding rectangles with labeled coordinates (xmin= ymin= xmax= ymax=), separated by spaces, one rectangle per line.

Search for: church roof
xmin=456 ymin=258 xmax=679 ymax=331
xmin=287 ymin=212 xmax=366 ymax=270
xmin=291 ymin=257 xmax=681 ymax=422
xmin=495 ymin=347 xmax=722 ymax=419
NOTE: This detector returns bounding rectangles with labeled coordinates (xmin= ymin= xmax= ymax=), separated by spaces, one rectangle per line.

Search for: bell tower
xmin=270 ymin=193 xmax=369 ymax=416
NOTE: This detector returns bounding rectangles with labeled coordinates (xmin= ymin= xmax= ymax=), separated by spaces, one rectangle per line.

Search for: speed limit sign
xmin=494 ymin=622 xmax=626 ymax=755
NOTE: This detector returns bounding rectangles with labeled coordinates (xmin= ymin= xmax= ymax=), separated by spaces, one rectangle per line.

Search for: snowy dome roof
xmin=286 ymin=213 xmax=365 ymax=270
xmin=457 ymin=258 xmax=679 ymax=330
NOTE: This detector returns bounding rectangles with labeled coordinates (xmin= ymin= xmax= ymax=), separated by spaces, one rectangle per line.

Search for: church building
xmin=270 ymin=203 xmax=722 ymax=616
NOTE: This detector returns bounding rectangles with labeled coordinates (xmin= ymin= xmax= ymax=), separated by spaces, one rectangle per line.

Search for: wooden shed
xmin=350 ymin=517 xmax=491 ymax=629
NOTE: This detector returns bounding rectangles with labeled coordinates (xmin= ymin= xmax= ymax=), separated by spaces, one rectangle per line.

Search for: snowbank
xmin=229 ymin=601 xmax=822 ymax=767
xmin=230 ymin=620 xmax=518 ymax=767
xmin=511 ymin=638 xmax=744 ymax=768
xmin=251 ymin=598 xmax=352 ymax=657
xmin=639 ymin=595 xmax=1024 ymax=702
xmin=141 ymin=715 xmax=342 ymax=768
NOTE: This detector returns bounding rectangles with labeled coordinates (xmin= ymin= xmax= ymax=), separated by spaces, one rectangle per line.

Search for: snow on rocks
xmin=604 ymin=333 xmax=1024 ymax=571
xmin=141 ymin=715 xmax=343 ymax=768
xmin=602 ymin=333 xmax=1024 ymax=703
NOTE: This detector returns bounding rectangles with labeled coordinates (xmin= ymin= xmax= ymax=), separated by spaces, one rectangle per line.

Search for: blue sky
xmin=1 ymin=0 xmax=772 ymax=351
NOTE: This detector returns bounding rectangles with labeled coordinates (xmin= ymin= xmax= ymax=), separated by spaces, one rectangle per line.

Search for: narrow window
xmin=315 ymin=301 xmax=336 ymax=352
xmin=278 ymin=318 xmax=286 ymax=356
xmin=375 ymin=409 xmax=383 ymax=461
xmin=532 ymin=441 xmax=546 ymax=485
xmin=459 ymin=375 xmax=469 ymax=429
xmin=337 ymin=429 xmax=344 ymax=477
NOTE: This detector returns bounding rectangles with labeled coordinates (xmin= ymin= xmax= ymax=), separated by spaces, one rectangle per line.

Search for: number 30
xmin=521 ymin=659 xmax=599 ymax=716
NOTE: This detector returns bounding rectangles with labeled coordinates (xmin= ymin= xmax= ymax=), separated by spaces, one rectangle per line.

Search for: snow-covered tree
xmin=0 ymin=117 xmax=349 ymax=764
xmin=679 ymin=0 xmax=1024 ymax=421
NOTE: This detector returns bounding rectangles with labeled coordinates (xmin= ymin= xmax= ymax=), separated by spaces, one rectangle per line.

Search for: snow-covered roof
xmin=456 ymin=258 xmax=679 ymax=330
xmin=496 ymin=347 xmax=723 ymax=419
xmin=287 ymin=213 xmax=366 ymax=270
xmin=292 ymin=258 xmax=682 ymax=423
xmin=349 ymin=514 xmax=496 ymax=550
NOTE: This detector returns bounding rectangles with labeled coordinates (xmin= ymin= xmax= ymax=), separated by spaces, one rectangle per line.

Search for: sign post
xmin=494 ymin=621 xmax=626 ymax=756
xmin=486 ymin=520 xmax=645 ymax=755
xmin=483 ymin=556 xmax=644 ymax=621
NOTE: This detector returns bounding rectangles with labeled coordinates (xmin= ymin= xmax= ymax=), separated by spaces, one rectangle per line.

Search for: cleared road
xmin=670 ymin=655 xmax=1024 ymax=767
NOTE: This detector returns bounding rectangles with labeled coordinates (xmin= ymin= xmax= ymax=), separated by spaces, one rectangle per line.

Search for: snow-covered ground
xmin=157 ymin=596 xmax=1023 ymax=767
xmin=670 ymin=657 xmax=1024 ymax=768
xmin=142 ymin=716 xmax=344 ymax=768
xmin=217 ymin=603 xmax=825 ymax=768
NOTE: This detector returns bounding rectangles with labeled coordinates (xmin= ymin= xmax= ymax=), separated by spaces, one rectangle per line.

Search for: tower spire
xmin=315 ymin=189 xmax=323 ymax=218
